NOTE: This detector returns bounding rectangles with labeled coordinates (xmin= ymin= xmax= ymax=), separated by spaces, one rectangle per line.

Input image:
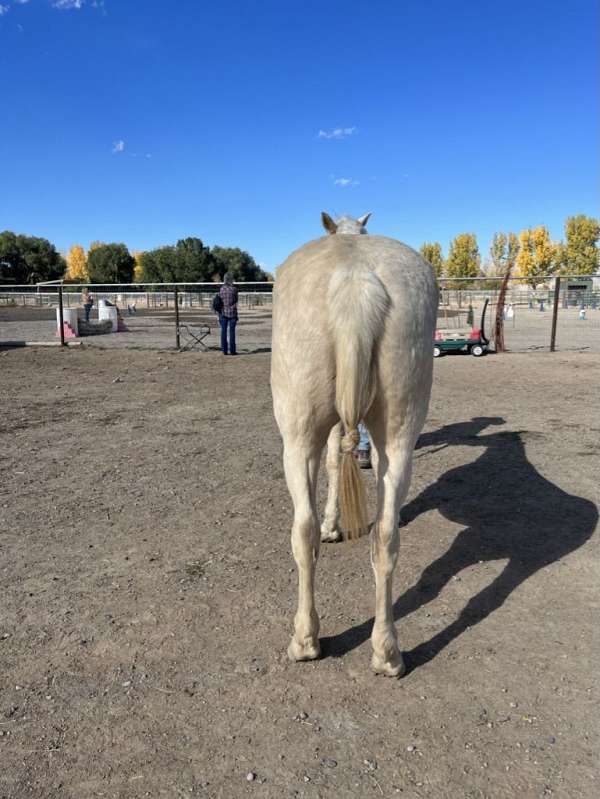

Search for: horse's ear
xmin=321 ymin=212 xmax=337 ymax=235
xmin=357 ymin=212 xmax=372 ymax=228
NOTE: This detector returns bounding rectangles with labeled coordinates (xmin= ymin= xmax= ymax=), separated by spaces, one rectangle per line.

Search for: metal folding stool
xmin=178 ymin=323 xmax=211 ymax=351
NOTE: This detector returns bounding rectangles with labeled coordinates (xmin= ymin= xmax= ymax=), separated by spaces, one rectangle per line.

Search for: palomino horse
xmin=271 ymin=213 xmax=437 ymax=676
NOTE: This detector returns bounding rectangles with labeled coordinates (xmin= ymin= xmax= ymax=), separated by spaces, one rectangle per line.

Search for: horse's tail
xmin=328 ymin=265 xmax=390 ymax=539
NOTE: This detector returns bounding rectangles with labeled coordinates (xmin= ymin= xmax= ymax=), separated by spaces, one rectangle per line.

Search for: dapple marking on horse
xmin=271 ymin=212 xmax=437 ymax=676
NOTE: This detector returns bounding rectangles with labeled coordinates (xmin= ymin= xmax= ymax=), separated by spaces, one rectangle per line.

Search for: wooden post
xmin=174 ymin=287 xmax=180 ymax=350
xmin=58 ymin=284 xmax=65 ymax=346
xmin=550 ymin=276 xmax=561 ymax=352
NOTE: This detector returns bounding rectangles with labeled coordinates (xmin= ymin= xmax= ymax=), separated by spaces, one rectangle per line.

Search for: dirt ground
xmin=0 ymin=347 xmax=598 ymax=799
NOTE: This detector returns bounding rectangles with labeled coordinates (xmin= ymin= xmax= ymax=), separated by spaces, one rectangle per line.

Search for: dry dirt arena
xmin=1 ymin=347 xmax=598 ymax=799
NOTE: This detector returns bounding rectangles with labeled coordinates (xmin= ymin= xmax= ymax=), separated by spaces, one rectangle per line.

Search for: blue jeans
xmin=358 ymin=422 xmax=370 ymax=452
xmin=220 ymin=315 xmax=237 ymax=354
xmin=84 ymin=303 xmax=93 ymax=322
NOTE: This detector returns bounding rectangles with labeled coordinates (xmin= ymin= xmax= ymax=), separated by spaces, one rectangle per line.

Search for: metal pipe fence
xmin=1 ymin=277 xmax=598 ymax=353
xmin=0 ymin=282 xmax=274 ymax=351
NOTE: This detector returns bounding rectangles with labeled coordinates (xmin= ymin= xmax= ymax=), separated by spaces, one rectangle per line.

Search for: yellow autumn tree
xmin=516 ymin=226 xmax=558 ymax=287
xmin=132 ymin=250 xmax=144 ymax=282
xmin=419 ymin=242 xmax=445 ymax=277
xmin=64 ymin=244 xmax=88 ymax=282
xmin=562 ymin=214 xmax=600 ymax=274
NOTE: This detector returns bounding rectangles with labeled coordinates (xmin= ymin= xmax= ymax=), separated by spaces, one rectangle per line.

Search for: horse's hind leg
xmin=283 ymin=436 xmax=323 ymax=661
xmin=368 ymin=427 xmax=414 ymax=677
xmin=321 ymin=422 xmax=342 ymax=543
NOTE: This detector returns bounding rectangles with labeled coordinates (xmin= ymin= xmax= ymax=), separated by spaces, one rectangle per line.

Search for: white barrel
xmin=56 ymin=308 xmax=79 ymax=335
xmin=98 ymin=301 xmax=118 ymax=332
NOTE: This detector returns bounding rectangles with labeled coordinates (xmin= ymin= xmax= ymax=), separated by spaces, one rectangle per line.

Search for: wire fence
xmin=437 ymin=276 xmax=600 ymax=354
xmin=1 ymin=276 xmax=599 ymax=353
xmin=0 ymin=282 xmax=273 ymax=351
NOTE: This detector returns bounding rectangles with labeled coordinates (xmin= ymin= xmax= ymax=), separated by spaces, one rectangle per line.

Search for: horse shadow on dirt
xmin=322 ymin=417 xmax=598 ymax=674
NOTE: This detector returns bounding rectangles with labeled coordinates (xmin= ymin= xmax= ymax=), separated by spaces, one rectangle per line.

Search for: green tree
xmin=211 ymin=246 xmax=268 ymax=282
xmin=139 ymin=246 xmax=175 ymax=283
xmin=561 ymin=214 xmax=600 ymax=275
xmin=175 ymin=237 xmax=215 ymax=281
xmin=419 ymin=242 xmax=444 ymax=277
xmin=139 ymin=239 xmax=267 ymax=284
xmin=446 ymin=233 xmax=480 ymax=287
xmin=139 ymin=239 xmax=215 ymax=283
xmin=489 ymin=232 xmax=519 ymax=276
xmin=0 ymin=231 xmax=66 ymax=283
xmin=87 ymin=243 xmax=135 ymax=284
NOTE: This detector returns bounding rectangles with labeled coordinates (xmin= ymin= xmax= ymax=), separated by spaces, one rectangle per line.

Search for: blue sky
xmin=1 ymin=0 xmax=598 ymax=272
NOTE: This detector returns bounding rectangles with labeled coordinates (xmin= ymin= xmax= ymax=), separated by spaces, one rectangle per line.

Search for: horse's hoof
xmin=320 ymin=526 xmax=342 ymax=543
xmin=371 ymin=651 xmax=406 ymax=678
xmin=288 ymin=637 xmax=321 ymax=662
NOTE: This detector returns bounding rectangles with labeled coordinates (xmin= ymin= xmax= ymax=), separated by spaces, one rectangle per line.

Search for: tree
xmin=64 ymin=244 xmax=88 ymax=282
xmin=139 ymin=246 xmax=174 ymax=282
xmin=419 ymin=242 xmax=444 ymax=277
xmin=561 ymin=214 xmax=600 ymax=275
xmin=446 ymin=233 xmax=480 ymax=286
xmin=87 ymin=243 xmax=135 ymax=284
xmin=139 ymin=239 xmax=215 ymax=283
xmin=132 ymin=251 xmax=144 ymax=283
xmin=516 ymin=225 xmax=558 ymax=287
xmin=174 ymin=237 xmax=215 ymax=282
xmin=211 ymin=246 xmax=268 ymax=282
xmin=489 ymin=233 xmax=519 ymax=276
xmin=491 ymin=233 xmax=519 ymax=353
xmin=0 ymin=231 xmax=66 ymax=284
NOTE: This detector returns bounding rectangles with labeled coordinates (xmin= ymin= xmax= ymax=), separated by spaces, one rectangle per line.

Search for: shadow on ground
xmin=322 ymin=417 xmax=598 ymax=674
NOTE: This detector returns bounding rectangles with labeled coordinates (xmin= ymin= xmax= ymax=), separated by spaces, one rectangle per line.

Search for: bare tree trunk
xmin=494 ymin=262 xmax=513 ymax=353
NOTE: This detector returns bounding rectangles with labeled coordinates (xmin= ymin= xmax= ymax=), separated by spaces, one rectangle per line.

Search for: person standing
xmin=219 ymin=273 xmax=239 ymax=355
xmin=82 ymin=289 xmax=94 ymax=323
xmin=356 ymin=422 xmax=371 ymax=469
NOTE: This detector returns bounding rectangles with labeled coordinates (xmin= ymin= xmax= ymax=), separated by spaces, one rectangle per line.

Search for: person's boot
xmin=356 ymin=449 xmax=371 ymax=469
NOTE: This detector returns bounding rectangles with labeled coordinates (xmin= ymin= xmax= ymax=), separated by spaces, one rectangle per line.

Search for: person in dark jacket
xmin=219 ymin=273 xmax=239 ymax=355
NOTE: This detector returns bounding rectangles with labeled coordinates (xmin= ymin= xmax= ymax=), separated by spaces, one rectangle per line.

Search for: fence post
xmin=174 ymin=287 xmax=180 ymax=350
xmin=58 ymin=284 xmax=65 ymax=347
xmin=550 ymin=276 xmax=561 ymax=352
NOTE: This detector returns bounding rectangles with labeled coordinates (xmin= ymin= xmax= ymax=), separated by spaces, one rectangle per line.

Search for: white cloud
xmin=334 ymin=177 xmax=360 ymax=187
xmin=112 ymin=139 xmax=125 ymax=153
xmin=0 ymin=5 xmax=10 ymax=15
xmin=318 ymin=126 xmax=357 ymax=140
xmin=15 ymin=0 xmax=31 ymax=4
xmin=52 ymin=0 xmax=85 ymax=9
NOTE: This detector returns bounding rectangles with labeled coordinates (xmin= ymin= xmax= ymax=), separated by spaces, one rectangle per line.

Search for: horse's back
xmin=271 ymin=233 xmax=437 ymax=438
xmin=273 ymin=233 xmax=437 ymax=348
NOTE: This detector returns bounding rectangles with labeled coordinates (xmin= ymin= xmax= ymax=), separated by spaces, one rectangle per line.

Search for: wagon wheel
xmin=433 ymin=345 xmax=442 ymax=358
xmin=471 ymin=344 xmax=485 ymax=357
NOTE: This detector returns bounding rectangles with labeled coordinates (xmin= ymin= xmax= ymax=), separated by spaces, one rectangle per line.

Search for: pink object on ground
xmin=54 ymin=323 xmax=77 ymax=339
